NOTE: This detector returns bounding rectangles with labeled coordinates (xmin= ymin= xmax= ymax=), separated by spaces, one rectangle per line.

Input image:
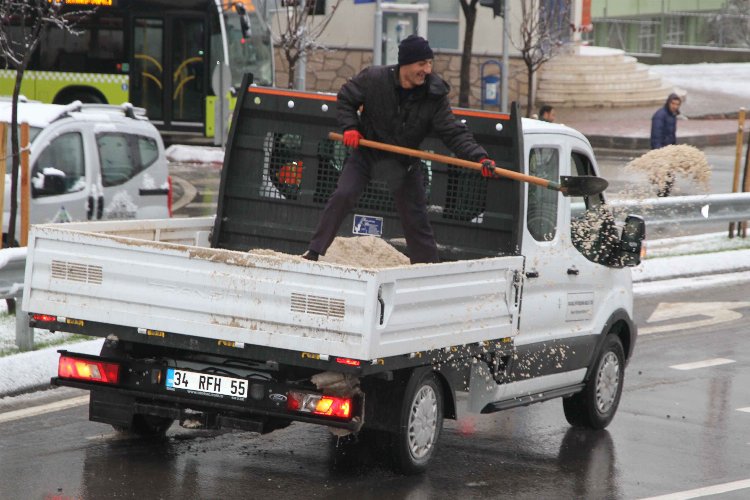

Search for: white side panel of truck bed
xmin=23 ymin=221 xmax=523 ymax=360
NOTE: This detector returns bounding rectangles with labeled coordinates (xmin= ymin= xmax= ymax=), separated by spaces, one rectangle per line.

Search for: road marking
xmin=738 ymin=407 xmax=750 ymax=413
xmin=640 ymin=301 xmax=750 ymax=336
xmin=0 ymin=395 xmax=89 ymax=425
xmin=639 ymin=478 xmax=750 ymax=499
xmin=670 ymin=358 xmax=735 ymax=370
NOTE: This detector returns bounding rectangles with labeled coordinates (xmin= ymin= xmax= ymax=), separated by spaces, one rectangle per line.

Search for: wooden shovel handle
xmin=328 ymin=132 xmax=560 ymax=191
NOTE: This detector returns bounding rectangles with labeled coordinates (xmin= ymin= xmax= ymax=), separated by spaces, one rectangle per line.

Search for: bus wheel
xmin=53 ymin=89 xmax=106 ymax=105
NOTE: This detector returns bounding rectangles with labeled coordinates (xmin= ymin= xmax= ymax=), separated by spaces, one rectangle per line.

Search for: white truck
xmin=23 ymin=82 xmax=644 ymax=474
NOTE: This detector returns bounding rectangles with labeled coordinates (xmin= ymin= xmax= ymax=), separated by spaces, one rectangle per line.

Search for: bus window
xmin=38 ymin=14 xmax=124 ymax=74
xmin=223 ymin=7 xmax=273 ymax=86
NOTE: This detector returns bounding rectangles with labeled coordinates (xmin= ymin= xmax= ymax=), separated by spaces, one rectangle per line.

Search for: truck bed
xmin=23 ymin=218 xmax=523 ymax=361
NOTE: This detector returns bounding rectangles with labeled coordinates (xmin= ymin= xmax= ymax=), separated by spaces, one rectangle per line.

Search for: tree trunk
xmin=8 ymin=70 xmax=23 ymax=248
xmin=459 ymin=1 xmax=477 ymax=108
xmin=526 ymin=67 xmax=536 ymax=118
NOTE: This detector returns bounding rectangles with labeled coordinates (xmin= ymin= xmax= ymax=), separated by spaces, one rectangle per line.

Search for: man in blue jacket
xmin=650 ymin=93 xmax=682 ymax=196
xmin=303 ymin=35 xmax=496 ymax=264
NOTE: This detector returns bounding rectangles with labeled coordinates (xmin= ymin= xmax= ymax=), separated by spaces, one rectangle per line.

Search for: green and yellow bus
xmin=0 ymin=0 xmax=273 ymax=139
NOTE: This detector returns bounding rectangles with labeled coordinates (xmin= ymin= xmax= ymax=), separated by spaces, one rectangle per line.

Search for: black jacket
xmin=337 ymin=65 xmax=488 ymax=165
xmin=650 ymin=93 xmax=680 ymax=149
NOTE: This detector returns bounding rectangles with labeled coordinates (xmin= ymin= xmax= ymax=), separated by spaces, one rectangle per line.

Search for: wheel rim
xmin=595 ymin=351 xmax=620 ymax=414
xmin=408 ymin=384 xmax=438 ymax=460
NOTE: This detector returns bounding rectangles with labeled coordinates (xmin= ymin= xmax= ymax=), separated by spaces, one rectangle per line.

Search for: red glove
xmin=480 ymin=158 xmax=497 ymax=178
xmin=343 ymin=129 xmax=363 ymax=148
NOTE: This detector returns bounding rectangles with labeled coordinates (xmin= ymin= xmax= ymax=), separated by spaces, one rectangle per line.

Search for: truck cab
xmin=0 ymin=99 xmax=170 ymax=242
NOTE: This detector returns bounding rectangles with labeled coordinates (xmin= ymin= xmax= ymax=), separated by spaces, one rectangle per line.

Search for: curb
xmin=586 ymin=131 xmax=744 ymax=150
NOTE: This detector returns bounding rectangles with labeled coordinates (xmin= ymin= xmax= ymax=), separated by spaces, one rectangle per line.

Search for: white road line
xmin=738 ymin=407 xmax=750 ymax=413
xmin=669 ymin=358 xmax=735 ymax=370
xmin=639 ymin=478 xmax=750 ymax=500
xmin=0 ymin=395 xmax=89 ymax=425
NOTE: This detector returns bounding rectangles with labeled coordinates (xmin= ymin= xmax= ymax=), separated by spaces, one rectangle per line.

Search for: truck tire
xmin=563 ymin=334 xmax=624 ymax=429
xmin=392 ymin=371 xmax=444 ymax=474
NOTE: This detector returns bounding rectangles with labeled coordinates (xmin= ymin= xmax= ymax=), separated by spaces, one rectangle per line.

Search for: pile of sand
xmin=249 ymin=236 xmax=410 ymax=269
xmin=625 ymin=144 xmax=711 ymax=194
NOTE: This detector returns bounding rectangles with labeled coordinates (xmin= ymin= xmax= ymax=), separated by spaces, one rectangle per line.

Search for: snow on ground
xmin=165 ymin=144 xmax=224 ymax=164
xmin=650 ymin=62 xmax=750 ymax=103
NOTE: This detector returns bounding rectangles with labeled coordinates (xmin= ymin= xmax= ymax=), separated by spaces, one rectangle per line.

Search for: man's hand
xmin=343 ymin=129 xmax=363 ymax=148
xmin=480 ymin=158 xmax=497 ymax=178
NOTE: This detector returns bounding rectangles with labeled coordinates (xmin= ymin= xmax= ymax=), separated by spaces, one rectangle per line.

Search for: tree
xmin=513 ymin=0 xmax=571 ymax=116
xmin=272 ymin=0 xmax=343 ymax=90
xmin=714 ymin=0 xmax=750 ymax=48
xmin=458 ymin=0 xmax=481 ymax=108
xmin=0 ymin=0 xmax=90 ymax=246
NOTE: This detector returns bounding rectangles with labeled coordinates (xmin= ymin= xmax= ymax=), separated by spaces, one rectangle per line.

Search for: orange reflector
xmin=58 ymin=355 xmax=120 ymax=384
xmin=335 ymin=357 xmax=360 ymax=367
xmin=314 ymin=396 xmax=351 ymax=418
xmin=33 ymin=314 xmax=57 ymax=322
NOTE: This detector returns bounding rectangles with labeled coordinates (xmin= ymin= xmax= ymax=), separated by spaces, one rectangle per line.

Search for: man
xmin=650 ymin=93 xmax=682 ymax=196
xmin=303 ymin=35 xmax=496 ymax=264
xmin=538 ymin=104 xmax=555 ymax=123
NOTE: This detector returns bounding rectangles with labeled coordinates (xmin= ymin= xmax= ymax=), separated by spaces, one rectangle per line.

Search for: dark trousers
xmin=309 ymin=151 xmax=439 ymax=264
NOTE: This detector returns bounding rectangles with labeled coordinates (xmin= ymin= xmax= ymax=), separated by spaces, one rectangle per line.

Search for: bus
xmin=0 ymin=0 xmax=274 ymax=140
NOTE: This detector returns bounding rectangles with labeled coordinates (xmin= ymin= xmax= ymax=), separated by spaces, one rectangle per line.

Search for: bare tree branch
xmin=512 ymin=0 xmax=571 ymax=116
xmin=271 ymin=0 xmax=342 ymax=89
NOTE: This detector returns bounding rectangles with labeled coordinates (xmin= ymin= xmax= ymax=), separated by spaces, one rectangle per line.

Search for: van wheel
xmin=392 ymin=371 xmax=443 ymax=474
xmin=563 ymin=334 xmax=624 ymax=429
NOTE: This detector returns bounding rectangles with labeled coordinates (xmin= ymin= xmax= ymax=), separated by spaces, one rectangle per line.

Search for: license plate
xmin=165 ymin=368 xmax=248 ymax=400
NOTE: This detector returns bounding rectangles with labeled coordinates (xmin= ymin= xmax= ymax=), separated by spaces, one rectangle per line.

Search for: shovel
xmin=328 ymin=132 xmax=608 ymax=197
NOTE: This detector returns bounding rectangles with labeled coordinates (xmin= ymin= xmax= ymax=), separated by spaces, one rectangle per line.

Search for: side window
xmin=98 ymin=133 xmax=159 ymax=187
xmin=527 ymin=147 xmax=559 ymax=241
xmin=570 ymin=151 xmax=618 ymax=264
xmin=138 ymin=136 xmax=159 ymax=168
xmin=32 ymin=132 xmax=86 ymax=197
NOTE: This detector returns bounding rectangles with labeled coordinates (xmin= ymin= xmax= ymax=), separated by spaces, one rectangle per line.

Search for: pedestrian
xmin=650 ymin=93 xmax=682 ymax=196
xmin=302 ymin=34 xmax=496 ymax=264
xmin=538 ymin=104 xmax=555 ymax=123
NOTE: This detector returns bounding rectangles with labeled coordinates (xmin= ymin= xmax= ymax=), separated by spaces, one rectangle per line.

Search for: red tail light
xmin=58 ymin=355 xmax=120 ymax=384
xmin=33 ymin=314 xmax=57 ymax=322
xmin=287 ymin=390 xmax=352 ymax=419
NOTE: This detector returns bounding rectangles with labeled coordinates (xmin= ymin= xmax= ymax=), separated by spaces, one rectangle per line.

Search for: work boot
xmin=302 ymin=250 xmax=319 ymax=261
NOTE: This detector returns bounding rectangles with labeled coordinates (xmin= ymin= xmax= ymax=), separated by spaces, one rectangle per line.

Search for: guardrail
xmin=607 ymin=192 xmax=750 ymax=228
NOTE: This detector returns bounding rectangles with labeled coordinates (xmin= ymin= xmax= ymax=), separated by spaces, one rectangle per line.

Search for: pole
xmin=501 ymin=0 xmax=509 ymax=114
xmin=741 ymin=125 xmax=750 ymax=237
xmin=729 ymin=107 xmax=746 ymax=238
xmin=0 ymin=123 xmax=5 ymax=249
xmin=373 ymin=0 xmax=383 ymax=66
xmin=20 ymin=122 xmax=29 ymax=247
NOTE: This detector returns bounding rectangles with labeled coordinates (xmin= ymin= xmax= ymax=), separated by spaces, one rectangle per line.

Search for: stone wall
xmin=274 ymin=48 xmax=529 ymax=112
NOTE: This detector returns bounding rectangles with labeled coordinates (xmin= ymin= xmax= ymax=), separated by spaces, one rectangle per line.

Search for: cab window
xmin=527 ymin=147 xmax=559 ymax=241
xmin=32 ymin=132 xmax=85 ymax=197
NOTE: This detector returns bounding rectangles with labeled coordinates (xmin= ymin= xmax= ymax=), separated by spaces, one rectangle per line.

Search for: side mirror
xmin=32 ymin=168 xmax=67 ymax=197
xmin=234 ymin=2 xmax=252 ymax=38
xmin=618 ymin=214 xmax=646 ymax=267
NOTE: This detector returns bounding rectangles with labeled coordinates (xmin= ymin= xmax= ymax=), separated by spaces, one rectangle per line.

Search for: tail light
xmin=287 ymin=390 xmax=351 ymax=419
xmin=167 ymin=176 xmax=173 ymax=217
xmin=58 ymin=355 xmax=120 ymax=384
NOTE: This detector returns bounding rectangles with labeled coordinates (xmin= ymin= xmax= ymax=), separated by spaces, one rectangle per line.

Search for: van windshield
xmin=4 ymin=126 xmax=42 ymax=172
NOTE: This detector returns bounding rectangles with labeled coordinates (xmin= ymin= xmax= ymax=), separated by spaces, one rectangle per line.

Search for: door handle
xmin=87 ymin=196 xmax=94 ymax=220
xmin=567 ymin=267 xmax=580 ymax=276
xmin=97 ymin=195 xmax=104 ymax=219
xmin=525 ymin=271 xmax=539 ymax=279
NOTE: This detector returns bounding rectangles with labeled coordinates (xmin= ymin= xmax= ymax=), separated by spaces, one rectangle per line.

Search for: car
xmin=0 ymin=98 xmax=171 ymax=243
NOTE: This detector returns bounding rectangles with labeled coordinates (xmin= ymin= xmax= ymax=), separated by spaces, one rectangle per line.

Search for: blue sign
xmin=354 ymin=0 xmax=375 ymax=3
xmin=353 ymin=214 xmax=383 ymax=236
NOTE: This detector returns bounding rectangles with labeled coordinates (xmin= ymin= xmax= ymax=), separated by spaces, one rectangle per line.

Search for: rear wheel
xmin=563 ymin=334 xmax=624 ymax=429
xmin=392 ymin=371 xmax=443 ymax=474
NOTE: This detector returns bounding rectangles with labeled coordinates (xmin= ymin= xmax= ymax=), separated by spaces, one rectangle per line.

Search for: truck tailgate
xmin=23 ymin=220 xmax=523 ymax=361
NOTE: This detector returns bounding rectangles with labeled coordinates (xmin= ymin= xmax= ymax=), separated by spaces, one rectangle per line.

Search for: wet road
xmin=1 ymin=281 xmax=749 ymax=499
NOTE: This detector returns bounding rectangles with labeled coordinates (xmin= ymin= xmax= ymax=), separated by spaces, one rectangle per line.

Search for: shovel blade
xmin=559 ymin=175 xmax=609 ymax=197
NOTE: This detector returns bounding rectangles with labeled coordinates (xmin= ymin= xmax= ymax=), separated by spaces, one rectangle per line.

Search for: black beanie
xmin=398 ymin=35 xmax=434 ymax=66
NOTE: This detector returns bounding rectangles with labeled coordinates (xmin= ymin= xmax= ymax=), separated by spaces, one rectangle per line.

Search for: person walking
xmin=650 ymin=93 xmax=682 ymax=196
xmin=303 ymin=35 xmax=496 ymax=264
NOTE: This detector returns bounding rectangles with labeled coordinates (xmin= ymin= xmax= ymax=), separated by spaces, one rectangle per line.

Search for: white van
xmin=0 ymin=99 xmax=170 ymax=242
